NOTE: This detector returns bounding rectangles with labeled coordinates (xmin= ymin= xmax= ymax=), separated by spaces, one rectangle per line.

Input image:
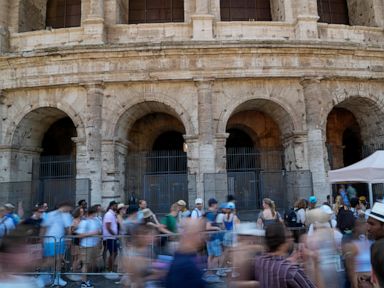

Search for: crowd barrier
xmin=5 ymin=226 xmax=306 ymax=281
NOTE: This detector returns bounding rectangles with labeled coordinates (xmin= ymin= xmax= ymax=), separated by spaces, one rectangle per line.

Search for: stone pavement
xmin=63 ymin=274 xmax=228 ymax=288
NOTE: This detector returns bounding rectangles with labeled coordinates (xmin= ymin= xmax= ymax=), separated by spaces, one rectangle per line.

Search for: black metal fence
xmin=0 ymin=178 xmax=91 ymax=216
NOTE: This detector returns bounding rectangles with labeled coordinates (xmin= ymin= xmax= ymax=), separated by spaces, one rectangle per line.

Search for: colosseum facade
xmin=0 ymin=0 xmax=384 ymax=214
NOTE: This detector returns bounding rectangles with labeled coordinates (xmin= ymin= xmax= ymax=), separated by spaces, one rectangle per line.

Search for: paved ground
xmin=63 ymin=274 xmax=228 ymax=287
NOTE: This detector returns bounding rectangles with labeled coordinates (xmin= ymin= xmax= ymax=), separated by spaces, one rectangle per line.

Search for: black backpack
xmin=285 ymin=208 xmax=301 ymax=227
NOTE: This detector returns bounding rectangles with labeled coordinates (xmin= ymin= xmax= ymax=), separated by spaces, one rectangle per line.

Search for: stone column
xmin=0 ymin=0 xmax=9 ymax=52
xmin=191 ymin=0 xmax=214 ymax=40
xmin=82 ymin=82 xmax=104 ymax=204
xmin=293 ymin=0 xmax=319 ymax=40
xmin=302 ymin=79 xmax=330 ymax=203
xmin=82 ymin=0 xmax=105 ymax=44
xmin=193 ymin=79 xmax=228 ymax=204
xmin=282 ymin=132 xmax=312 ymax=207
xmin=100 ymin=138 xmax=128 ymax=208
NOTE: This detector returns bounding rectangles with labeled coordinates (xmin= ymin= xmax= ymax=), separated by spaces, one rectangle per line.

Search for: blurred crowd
xmin=0 ymin=185 xmax=383 ymax=288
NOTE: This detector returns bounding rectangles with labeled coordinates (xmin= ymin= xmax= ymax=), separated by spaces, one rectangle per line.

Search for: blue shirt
xmin=165 ymin=252 xmax=206 ymax=288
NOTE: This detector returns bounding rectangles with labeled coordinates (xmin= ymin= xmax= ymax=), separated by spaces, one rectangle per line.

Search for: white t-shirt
xmin=42 ymin=210 xmax=72 ymax=243
xmin=296 ymin=208 xmax=306 ymax=225
xmin=191 ymin=208 xmax=203 ymax=219
xmin=102 ymin=209 xmax=118 ymax=240
xmin=77 ymin=217 xmax=101 ymax=247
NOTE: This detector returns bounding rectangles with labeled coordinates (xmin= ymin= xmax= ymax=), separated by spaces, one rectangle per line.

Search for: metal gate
xmin=127 ymin=150 xmax=190 ymax=214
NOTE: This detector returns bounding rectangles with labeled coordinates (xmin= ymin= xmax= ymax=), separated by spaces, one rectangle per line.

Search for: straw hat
xmin=177 ymin=200 xmax=186 ymax=206
xmin=142 ymin=208 xmax=154 ymax=219
xmin=365 ymin=202 xmax=384 ymax=223
xmin=306 ymin=207 xmax=332 ymax=225
xmin=117 ymin=203 xmax=128 ymax=210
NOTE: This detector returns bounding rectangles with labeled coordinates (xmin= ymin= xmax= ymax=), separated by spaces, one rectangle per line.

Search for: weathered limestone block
xmin=347 ymin=0 xmax=384 ymax=27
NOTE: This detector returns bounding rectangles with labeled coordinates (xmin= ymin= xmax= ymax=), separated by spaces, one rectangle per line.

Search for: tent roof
xmin=328 ymin=150 xmax=384 ymax=184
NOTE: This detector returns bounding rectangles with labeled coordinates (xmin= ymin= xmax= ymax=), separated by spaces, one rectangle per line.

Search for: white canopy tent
xmin=328 ymin=150 xmax=384 ymax=208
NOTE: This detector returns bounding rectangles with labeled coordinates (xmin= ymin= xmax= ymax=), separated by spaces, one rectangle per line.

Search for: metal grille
xmin=46 ymin=0 xmax=81 ymax=29
xmin=145 ymin=150 xmax=187 ymax=174
xmin=228 ymin=171 xmax=260 ymax=210
xmin=0 ymin=178 xmax=90 ymax=216
xmin=39 ymin=155 xmax=76 ymax=179
xmin=317 ymin=0 xmax=349 ymax=25
xmin=128 ymin=0 xmax=184 ymax=24
xmin=220 ymin=0 xmax=272 ymax=21
xmin=126 ymin=150 xmax=190 ymax=214
xmin=144 ymin=174 xmax=189 ymax=214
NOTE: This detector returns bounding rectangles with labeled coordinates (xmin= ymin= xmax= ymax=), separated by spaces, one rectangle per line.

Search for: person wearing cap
xmin=177 ymin=200 xmax=191 ymax=225
xmin=191 ymin=198 xmax=204 ymax=219
xmin=308 ymin=196 xmax=317 ymax=210
xmin=4 ymin=203 xmax=21 ymax=225
xmin=102 ymin=200 xmax=119 ymax=273
xmin=304 ymin=206 xmax=344 ymax=288
xmin=203 ymin=198 xmax=223 ymax=283
xmin=0 ymin=206 xmax=15 ymax=238
xmin=366 ymin=202 xmax=384 ymax=241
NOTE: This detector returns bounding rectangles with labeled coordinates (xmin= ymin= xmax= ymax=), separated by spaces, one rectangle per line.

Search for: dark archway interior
xmin=226 ymin=128 xmax=254 ymax=148
xmin=41 ymin=117 xmax=76 ymax=156
xmin=152 ymin=131 xmax=184 ymax=151
xmin=342 ymin=126 xmax=362 ymax=167
xmin=40 ymin=117 xmax=76 ymax=179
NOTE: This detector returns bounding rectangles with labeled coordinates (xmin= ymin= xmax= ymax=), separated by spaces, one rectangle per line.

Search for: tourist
xmin=165 ymin=219 xmax=206 ymax=288
xmin=365 ymin=202 xmax=384 ymax=241
xmin=203 ymin=198 xmax=222 ymax=283
xmin=41 ymin=201 xmax=73 ymax=287
xmin=255 ymin=222 xmax=318 ymax=287
xmin=256 ymin=198 xmax=283 ymax=229
xmin=191 ymin=198 xmax=204 ymax=219
xmin=70 ymin=206 xmax=84 ymax=279
xmin=102 ymin=201 xmax=119 ymax=274
xmin=370 ymin=239 xmax=384 ymax=288
xmin=137 ymin=199 xmax=148 ymax=222
xmin=308 ymin=196 xmax=317 ymax=210
xmin=76 ymin=205 xmax=102 ymax=288
xmin=339 ymin=185 xmax=350 ymax=207
xmin=0 ymin=206 xmax=15 ymax=238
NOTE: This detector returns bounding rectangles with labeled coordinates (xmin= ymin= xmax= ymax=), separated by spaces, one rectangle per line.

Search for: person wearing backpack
xmin=257 ymin=198 xmax=283 ymax=229
xmin=191 ymin=198 xmax=204 ymax=219
xmin=203 ymin=198 xmax=223 ymax=283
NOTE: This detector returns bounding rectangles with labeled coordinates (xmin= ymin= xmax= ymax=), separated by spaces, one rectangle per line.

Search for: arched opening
xmin=326 ymin=108 xmax=362 ymax=169
xmin=46 ymin=0 xmax=81 ymax=29
xmin=128 ymin=0 xmax=184 ymax=24
xmin=317 ymin=0 xmax=349 ymax=25
xmin=11 ymin=108 xmax=79 ymax=210
xmin=220 ymin=0 xmax=272 ymax=21
xmin=226 ymin=108 xmax=284 ymax=211
xmin=40 ymin=117 xmax=77 ymax=179
xmin=126 ymin=111 xmax=187 ymax=213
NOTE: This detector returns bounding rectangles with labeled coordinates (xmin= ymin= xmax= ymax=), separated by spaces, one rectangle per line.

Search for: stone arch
xmin=7 ymin=104 xmax=85 ymax=148
xmin=218 ymin=98 xmax=298 ymax=137
xmin=324 ymin=95 xmax=384 ymax=169
xmin=113 ymin=99 xmax=195 ymax=141
xmin=323 ymin=95 xmax=384 ymax=144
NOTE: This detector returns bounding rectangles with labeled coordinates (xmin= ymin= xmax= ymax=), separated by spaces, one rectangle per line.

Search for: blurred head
xmin=371 ymin=239 xmax=384 ymax=288
xmin=170 ymin=203 xmax=179 ymax=215
xmin=132 ymin=224 xmax=155 ymax=247
xmin=108 ymin=201 xmax=118 ymax=212
xmin=72 ymin=206 xmax=84 ymax=219
xmin=350 ymin=197 xmax=360 ymax=209
xmin=57 ymin=201 xmax=72 ymax=212
xmin=87 ymin=205 xmax=98 ymax=216
xmin=265 ymin=222 xmax=293 ymax=253
xmin=208 ymin=198 xmax=218 ymax=210
xmin=4 ymin=203 xmax=15 ymax=213
xmin=178 ymin=219 xmax=205 ymax=252
xmin=262 ymin=198 xmax=276 ymax=214
xmin=78 ymin=199 xmax=87 ymax=209
xmin=227 ymin=195 xmax=236 ymax=203
xmin=366 ymin=202 xmax=384 ymax=240
xmin=297 ymin=199 xmax=307 ymax=209
xmin=195 ymin=198 xmax=203 ymax=210
xmin=139 ymin=200 xmax=147 ymax=209
xmin=0 ymin=206 xmax=6 ymax=218
xmin=177 ymin=200 xmax=187 ymax=211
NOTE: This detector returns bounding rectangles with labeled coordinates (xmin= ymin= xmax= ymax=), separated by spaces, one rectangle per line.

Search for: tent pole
xmin=368 ymin=182 xmax=374 ymax=208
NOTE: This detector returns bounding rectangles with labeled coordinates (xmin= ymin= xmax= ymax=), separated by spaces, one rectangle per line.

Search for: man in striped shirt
xmin=255 ymin=222 xmax=317 ymax=288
